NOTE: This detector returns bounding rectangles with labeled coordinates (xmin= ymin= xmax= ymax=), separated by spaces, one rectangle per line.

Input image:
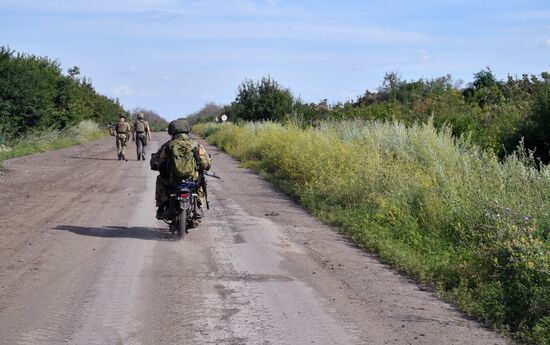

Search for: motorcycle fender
xmin=178 ymin=198 xmax=190 ymax=211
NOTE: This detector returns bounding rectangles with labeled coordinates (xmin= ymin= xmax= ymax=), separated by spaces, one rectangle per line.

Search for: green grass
xmin=0 ymin=120 xmax=106 ymax=163
xmin=195 ymin=121 xmax=550 ymax=344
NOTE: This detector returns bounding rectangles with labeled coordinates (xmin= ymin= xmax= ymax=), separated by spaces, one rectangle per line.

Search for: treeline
xmin=185 ymin=102 xmax=226 ymax=125
xmin=190 ymin=70 xmax=550 ymax=162
xmin=0 ymin=47 xmax=127 ymax=144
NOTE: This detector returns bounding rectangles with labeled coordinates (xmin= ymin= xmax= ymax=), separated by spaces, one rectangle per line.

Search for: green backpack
xmin=115 ymin=121 xmax=127 ymax=133
xmin=135 ymin=120 xmax=145 ymax=133
xmin=166 ymin=139 xmax=197 ymax=181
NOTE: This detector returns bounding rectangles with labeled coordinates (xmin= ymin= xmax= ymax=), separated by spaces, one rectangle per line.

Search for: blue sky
xmin=1 ymin=0 xmax=549 ymax=120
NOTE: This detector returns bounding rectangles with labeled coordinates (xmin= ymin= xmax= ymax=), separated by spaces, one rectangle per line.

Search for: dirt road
xmin=0 ymin=134 xmax=510 ymax=344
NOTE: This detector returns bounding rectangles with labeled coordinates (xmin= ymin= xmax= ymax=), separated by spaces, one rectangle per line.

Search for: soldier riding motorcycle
xmin=150 ymin=119 xmax=212 ymax=237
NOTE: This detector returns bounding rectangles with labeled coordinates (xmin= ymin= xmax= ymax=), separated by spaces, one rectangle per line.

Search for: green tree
xmin=231 ymin=76 xmax=294 ymax=121
xmin=463 ymin=67 xmax=505 ymax=107
xmin=0 ymin=47 xmax=127 ymax=142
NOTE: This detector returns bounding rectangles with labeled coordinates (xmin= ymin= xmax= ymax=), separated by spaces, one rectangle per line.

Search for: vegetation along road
xmin=0 ymin=133 xmax=510 ymax=344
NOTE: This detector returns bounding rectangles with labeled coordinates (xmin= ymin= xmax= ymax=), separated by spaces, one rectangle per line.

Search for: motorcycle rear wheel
xmin=176 ymin=211 xmax=187 ymax=238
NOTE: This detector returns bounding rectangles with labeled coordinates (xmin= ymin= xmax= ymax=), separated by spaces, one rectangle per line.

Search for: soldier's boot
xmin=137 ymin=155 xmax=141 ymax=161
xmin=156 ymin=204 xmax=165 ymax=219
xmin=141 ymin=154 xmax=146 ymax=161
xmin=117 ymin=153 xmax=122 ymax=160
xmin=195 ymin=206 xmax=204 ymax=219
xmin=195 ymin=198 xmax=205 ymax=219
xmin=156 ymin=201 xmax=171 ymax=219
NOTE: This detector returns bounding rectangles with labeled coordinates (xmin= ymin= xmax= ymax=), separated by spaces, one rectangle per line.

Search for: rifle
xmin=192 ymin=148 xmax=210 ymax=210
xmin=108 ymin=125 xmax=115 ymax=137
xmin=204 ymin=172 xmax=221 ymax=179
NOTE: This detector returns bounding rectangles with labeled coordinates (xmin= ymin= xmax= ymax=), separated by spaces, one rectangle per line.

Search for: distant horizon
xmin=1 ymin=0 xmax=549 ymax=120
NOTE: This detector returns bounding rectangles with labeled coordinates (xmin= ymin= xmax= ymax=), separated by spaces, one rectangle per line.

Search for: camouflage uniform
xmin=155 ymin=132 xmax=211 ymax=211
xmin=132 ymin=112 xmax=152 ymax=161
xmin=114 ymin=117 xmax=131 ymax=160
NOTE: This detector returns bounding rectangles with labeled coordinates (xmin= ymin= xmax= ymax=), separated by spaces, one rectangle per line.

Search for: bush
xmin=225 ymin=76 xmax=294 ymax=122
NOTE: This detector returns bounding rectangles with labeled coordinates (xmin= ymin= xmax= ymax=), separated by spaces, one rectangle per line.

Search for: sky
xmin=1 ymin=0 xmax=549 ymax=121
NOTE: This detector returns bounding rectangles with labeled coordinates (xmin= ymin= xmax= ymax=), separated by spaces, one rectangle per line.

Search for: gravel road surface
xmin=0 ymin=134 xmax=510 ymax=344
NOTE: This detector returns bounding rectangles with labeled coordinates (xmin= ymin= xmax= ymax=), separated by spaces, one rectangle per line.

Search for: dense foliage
xmin=195 ymin=121 xmax=550 ymax=344
xmin=230 ymin=77 xmax=294 ymax=122
xmin=0 ymin=47 xmax=127 ymax=144
xmin=193 ymin=69 xmax=550 ymax=162
xmin=189 ymin=77 xmax=294 ymax=125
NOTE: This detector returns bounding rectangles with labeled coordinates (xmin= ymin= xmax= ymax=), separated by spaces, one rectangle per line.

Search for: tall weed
xmin=195 ymin=121 xmax=550 ymax=344
xmin=0 ymin=120 xmax=105 ymax=162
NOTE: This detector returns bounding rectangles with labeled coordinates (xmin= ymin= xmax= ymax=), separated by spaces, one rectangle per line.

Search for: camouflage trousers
xmin=155 ymin=175 xmax=205 ymax=207
xmin=116 ymin=134 xmax=128 ymax=156
xmin=135 ymin=133 xmax=147 ymax=158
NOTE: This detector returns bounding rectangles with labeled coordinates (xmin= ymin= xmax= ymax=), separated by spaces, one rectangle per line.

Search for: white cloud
xmin=110 ymin=84 xmax=163 ymax=99
xmin=521 ymin=10 xmax=550 ymax=20
xmin=139 ymin=90 xmax=163 ymax=99
xmin=201 ymin=93 xmax=217 ymax=101
xmin=97 ymin=19 xmax=426 ymax=43
xmin=1 ymin=0 xmax=426 ymax=45
xmin=302 ymin=25 xmax=427 ymax=43
xmin=1 ymin=0 xmax=295 ymax=17
xmin=419 ymin=49 xmax=432 ymax=62
xmin=1 ymin=0 xmax=177 ymax=12
xmin=115 ymin=66 xmax=137 ymax=74
xmin=546 ymin=39 xmax=550 ymax=47
xmin=111 ymin=84 xmax=133 ymax=96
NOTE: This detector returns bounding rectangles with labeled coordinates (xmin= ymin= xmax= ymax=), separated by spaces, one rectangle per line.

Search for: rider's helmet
xmin=137 ymin=112 xmax=145 ymax=120
xmin=168 ymin=119 xmax=192 ymax=136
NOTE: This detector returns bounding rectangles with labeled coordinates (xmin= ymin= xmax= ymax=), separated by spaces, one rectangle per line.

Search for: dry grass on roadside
xmin=0 ymin=120 xmax=105 ymax=163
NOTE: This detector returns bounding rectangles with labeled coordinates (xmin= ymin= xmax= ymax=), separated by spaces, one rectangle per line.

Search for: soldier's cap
xmin=137 ymin=112 xmax=145 ymax=119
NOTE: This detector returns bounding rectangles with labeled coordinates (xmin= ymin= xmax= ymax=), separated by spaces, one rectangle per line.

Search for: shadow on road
xmin=67 ymin=156 xmax=120 ymax=161
xmin=53 ymin=225 xmax=177 ymax=241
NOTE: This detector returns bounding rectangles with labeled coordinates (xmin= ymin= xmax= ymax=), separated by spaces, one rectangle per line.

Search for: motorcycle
xmin=163 ymin=181 xmax=200 ymax=238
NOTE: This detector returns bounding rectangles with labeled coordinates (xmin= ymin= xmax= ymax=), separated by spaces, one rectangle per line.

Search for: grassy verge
xmin=194 ymin=121 xmax=550 ymax=344
xmin=0 ymin=120 xmax=106 ymax=163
